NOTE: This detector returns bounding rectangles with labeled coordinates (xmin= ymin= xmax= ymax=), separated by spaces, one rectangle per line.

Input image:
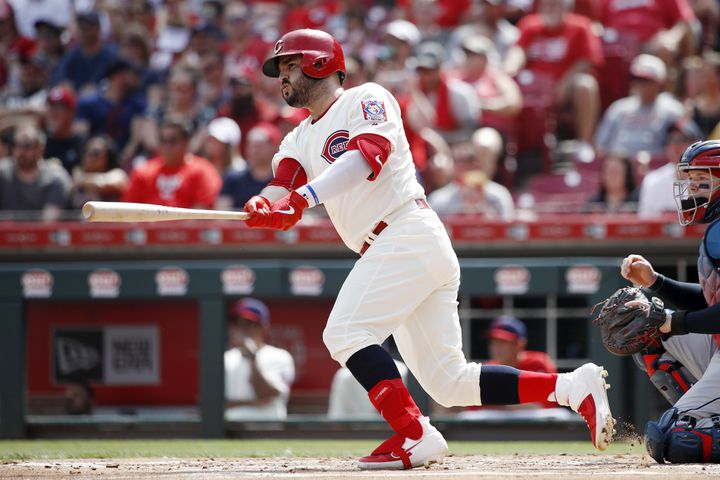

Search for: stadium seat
xmin=524 ymin=169 xmax=600 ymax=213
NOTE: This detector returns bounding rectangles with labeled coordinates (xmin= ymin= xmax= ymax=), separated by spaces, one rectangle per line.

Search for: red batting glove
xmin=243 ymin=195 xmax=271 ymax=228
xmin=267 ymin=190 xmax=309 ymax=231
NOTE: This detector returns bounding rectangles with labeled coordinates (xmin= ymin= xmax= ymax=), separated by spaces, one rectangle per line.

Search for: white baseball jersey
xmin=224 ymin=345 xmax=295 ymax=420
xmin=272 ymin=82 xmax=425 ymax=253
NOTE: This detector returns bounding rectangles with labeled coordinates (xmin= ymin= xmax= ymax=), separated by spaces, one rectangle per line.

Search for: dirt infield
xmin=2 ymin=454 xmax=720 ymax=479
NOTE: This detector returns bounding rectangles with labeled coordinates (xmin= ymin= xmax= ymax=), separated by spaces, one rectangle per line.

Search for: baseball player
xmin=243 ymin=29 xmax=614 ymax=469
xmin=621 ymin=140 xmax=720 ymax=464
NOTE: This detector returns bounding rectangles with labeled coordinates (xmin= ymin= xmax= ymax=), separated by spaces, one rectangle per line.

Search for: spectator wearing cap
xmin=454 ymin=34 xmax=522 ymax=137
xmin=373 ymin=19 xmax=421 ymax=96
xmin=449 ymin=0 xmax=520 ymax=64
xmin=33 ymin=19 xmax=65 ymax=79
xmin=224 ymin=298 xmax=295 ymax=421
xmin=51 ymin=10 xmax=118 ymax=94
xmin=6 ymin=0 xmax=72 ymax=39
xmin=504 ymin=0 xmax=602 ymax=164
xmin=44 ymin=86 xmax=85 ymax=174
xmin=0 ymin=123 xmax=71 ymax=220
xmin=402 ymin=41 xmax=480 ymax=152
xmin=74 ymin=56 xmax=147 ymax=163
xmin=595 ymin=54 xmax=686 ymax=159
xmin=122 ymin=115 xmax=221 ymax=209
xmin=485 ymin=316 xmax=557 ymax=408
xmin=203 ymin=116 xmax=245 ymax=176
xmin=217 ymin=64 xmax=279 ymax=157
xmin=638 ymin=118 xmax=703 ymax=217
xmin=69 ymin=134 xmax=128 ymax=209
xmin=216 ymin=122 xmax=279 ymax=210
xmin=0 ymin=53 xmax=50 ymax=116
xmin=184 ymin=20 xmax=224 ymax=61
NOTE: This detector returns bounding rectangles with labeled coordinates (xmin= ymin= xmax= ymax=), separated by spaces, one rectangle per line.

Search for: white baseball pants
xmin=322 ymin=204 xmax=482 ymax=407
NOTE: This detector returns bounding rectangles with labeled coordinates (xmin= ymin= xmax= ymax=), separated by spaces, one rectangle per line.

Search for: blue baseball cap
xmin=229 ymin=298 xmax=270 ymax=329
xmin=487 ymin=316 xmax=527 ymax=342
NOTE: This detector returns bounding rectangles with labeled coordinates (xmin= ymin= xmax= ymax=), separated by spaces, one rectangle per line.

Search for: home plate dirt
xmin=2 ymin=454 xmax=720 ymax=479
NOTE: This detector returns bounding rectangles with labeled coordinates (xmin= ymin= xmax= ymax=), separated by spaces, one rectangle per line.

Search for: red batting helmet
xmin=262 ymin=29 xmax=346 ymax=83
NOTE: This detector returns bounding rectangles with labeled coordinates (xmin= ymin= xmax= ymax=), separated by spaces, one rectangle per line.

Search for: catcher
xmin=601 ymin=140 xmax=720 ymax=464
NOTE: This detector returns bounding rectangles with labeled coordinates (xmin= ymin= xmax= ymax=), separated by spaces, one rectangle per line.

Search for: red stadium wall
xmin=26 ymin=300 xmax=200 ymax=406
xmin=26 ymin=299 xmax=338 ymax=408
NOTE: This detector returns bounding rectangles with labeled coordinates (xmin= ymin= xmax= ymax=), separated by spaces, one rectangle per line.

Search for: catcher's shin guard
xmin=646 ymin=408 xmax=720 ymax=463
xmin=632 ymin=343 xmax=696 ymax=406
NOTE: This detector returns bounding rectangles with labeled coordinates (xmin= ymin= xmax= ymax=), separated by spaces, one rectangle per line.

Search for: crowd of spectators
xmin=0 ymin=0 xmax=718 ymax=221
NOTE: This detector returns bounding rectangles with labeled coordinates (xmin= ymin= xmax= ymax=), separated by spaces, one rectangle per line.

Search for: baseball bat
xmin=82 ymin=201 xmax=250 ymax=222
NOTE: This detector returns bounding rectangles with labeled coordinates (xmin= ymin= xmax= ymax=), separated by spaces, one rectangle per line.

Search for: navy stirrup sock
xmin=346 ymin=344 xmax=402 ymax=391
xmin=480 ymin=365 xmax=521 ymax=405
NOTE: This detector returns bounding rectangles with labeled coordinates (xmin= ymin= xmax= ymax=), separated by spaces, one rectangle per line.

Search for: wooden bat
xmin=82 ymin=201 xmax=250 ymax=222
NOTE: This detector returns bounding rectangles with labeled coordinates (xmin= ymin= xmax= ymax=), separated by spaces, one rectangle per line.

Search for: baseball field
xmin=1 ymin=439 xmax=719 ymax=479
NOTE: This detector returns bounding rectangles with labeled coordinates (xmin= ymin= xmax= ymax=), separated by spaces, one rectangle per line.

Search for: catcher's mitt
xmin=592 ymin=286 xmax=666 ymax=356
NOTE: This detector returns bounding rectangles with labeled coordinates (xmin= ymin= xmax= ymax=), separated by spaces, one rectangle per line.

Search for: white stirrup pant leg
xmin=393 ymin=278 xmax=482 ymax=408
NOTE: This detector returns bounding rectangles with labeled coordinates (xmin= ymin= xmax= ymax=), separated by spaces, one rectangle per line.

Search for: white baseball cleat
xmin=560 ymin=363 xmax=616 ymax=450
xmin=357 ymin=416 xmax=448 ymax=470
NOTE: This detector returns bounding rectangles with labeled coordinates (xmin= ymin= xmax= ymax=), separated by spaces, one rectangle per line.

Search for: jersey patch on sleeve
xmin=361 ymin=100 xmax=387 ymax=123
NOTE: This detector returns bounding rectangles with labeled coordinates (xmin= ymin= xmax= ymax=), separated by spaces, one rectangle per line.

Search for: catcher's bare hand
xmin=620 ymin=254 xmax=658 ymax=288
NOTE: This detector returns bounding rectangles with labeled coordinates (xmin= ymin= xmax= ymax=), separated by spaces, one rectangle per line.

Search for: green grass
xmin=0 ymin=439 xmax=645 ymax=460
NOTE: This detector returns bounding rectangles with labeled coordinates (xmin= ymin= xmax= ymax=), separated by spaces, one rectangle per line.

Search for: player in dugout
xmin=241 ymin=28 xmax=615 ymax=470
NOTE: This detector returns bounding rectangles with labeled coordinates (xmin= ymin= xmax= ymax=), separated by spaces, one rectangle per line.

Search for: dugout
xmin=0 ymin=257 xmax=634 ymax=440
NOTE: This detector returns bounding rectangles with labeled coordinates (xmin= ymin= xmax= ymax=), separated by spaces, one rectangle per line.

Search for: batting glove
xmin=267 ymin=190 xmax=308 ymax=231
xmin=243 ymin=195 xmax=271 ymax=228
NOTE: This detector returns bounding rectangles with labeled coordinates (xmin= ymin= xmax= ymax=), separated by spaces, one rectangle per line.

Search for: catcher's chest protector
xmin=697 ymin=221 xmax=720 ymax=347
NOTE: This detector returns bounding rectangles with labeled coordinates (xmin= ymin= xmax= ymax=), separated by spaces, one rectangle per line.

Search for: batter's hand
xmin=620 ymin=254 xmax=658 ymax=289
xmin=243 ymin=195 xmax=271 ymax=228
xmin=267 ymin=190 xmax=308 ymax=231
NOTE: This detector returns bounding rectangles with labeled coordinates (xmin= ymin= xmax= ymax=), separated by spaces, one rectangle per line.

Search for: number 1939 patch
xmin=361 ymin=100 xmax=387 ymax=122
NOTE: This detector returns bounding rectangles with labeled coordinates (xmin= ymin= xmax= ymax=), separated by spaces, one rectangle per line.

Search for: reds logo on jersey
xmin=361 ymin=100 xmax=387 ymax=122
xmin=321 ymin=129 xmax=349 ymax=164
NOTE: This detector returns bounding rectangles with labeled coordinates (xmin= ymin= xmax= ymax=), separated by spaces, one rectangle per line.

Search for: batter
xmin=243 ymin=29 xmax=615 ymax=470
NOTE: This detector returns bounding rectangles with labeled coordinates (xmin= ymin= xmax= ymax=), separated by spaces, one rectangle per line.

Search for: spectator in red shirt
xmin=505 ymin=0 xmax=603 ymax=162
xmin=404 ymin=42 xmax=481 ymax=147
xmin=600 ymin=0 xmax=696 ymax=64
xmin=123 ymin=116 xmax=221 ymax=209
xmin=454 ymin=34 xmax=522 ymax=138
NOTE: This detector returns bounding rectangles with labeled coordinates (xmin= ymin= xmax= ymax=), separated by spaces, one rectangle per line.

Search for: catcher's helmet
xmin=262 ymin=29 xmax=346 ymax=84
xmin=674 ymin=140 xmax=720 ymax=225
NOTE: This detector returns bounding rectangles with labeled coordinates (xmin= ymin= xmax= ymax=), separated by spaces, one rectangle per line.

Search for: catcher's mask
xmin=674 ymin=140 xmax=720 ymax=225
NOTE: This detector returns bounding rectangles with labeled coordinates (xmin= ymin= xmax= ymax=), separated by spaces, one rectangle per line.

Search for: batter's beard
xmin=283 ymin=75 xmax=320 ymax=108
